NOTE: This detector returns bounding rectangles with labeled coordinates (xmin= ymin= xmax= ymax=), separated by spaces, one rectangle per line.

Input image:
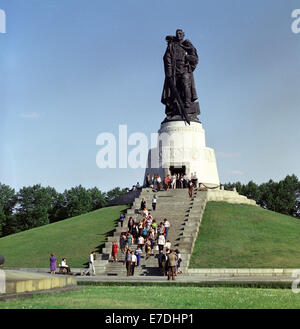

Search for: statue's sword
xmin=168 ymin=78 xmax=191 ymax=125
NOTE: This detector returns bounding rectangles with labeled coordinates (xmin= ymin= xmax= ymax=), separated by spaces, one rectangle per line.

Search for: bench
xmin=59 ymin=266 xmax=70 ymax=274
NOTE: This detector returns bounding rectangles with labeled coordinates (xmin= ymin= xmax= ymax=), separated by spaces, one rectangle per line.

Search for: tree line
xmin=1 ymin=174 xmax=299 ymax=238
xmin=0 ymin=184 xmax=126 ymax=237
xmin=224 ymin=174 xmax=300 ymax=218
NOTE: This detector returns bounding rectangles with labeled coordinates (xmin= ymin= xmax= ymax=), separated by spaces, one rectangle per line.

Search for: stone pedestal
xmin=144 ymin=121 xmax=219 ymax=186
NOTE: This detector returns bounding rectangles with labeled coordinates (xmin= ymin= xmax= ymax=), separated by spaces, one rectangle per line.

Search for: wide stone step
xmin=98 ymin=188 xmax=206 ymax=276
xmin=106 ymin=259 xmax=189 ymax=265
xmin=110 ymin=252 xmax=190 ymax=257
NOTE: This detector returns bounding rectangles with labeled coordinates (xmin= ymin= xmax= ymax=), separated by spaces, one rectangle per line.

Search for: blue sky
xmin=1 ymin=0 xmax=300 ymax=192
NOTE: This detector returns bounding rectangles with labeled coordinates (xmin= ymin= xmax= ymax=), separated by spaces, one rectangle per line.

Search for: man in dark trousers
xmin=145 ymin=173 xmax=151 ymax=187
xmin=141 ymin=198 xmax=146 ymax=211
xmin=157 ymin=250 xmax=166 ymax=275
xmin=130 ymin=251 xmax=137 ymax=276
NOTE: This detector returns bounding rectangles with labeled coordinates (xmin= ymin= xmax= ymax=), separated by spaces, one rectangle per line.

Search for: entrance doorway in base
xmin=169 ymin=166 xmax=186 ymax=176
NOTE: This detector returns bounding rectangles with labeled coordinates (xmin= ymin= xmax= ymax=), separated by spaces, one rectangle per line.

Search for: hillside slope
xmin=2 ymin=201 xmax=300 ymax=270
xmin=190 ymin=202 xmax=300 ymax=268
xmin=0 ymin=205 xmax=127 ymax=268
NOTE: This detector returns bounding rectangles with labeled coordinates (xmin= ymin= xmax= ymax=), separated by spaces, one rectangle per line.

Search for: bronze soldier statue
xmin=161 ymin=29 xmax=200 ymax=124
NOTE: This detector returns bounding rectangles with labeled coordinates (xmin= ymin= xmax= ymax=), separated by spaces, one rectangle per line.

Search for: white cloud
xmin=227 ymin=170 xmax=244 ymax=176
xmin=216 ymin=152 xmax=241 ymax=159
xmin=20 ymin=112 xmax=40 ymax=119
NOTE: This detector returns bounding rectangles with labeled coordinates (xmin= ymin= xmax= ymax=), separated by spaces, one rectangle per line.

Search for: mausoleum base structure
xmin=144 ymin=121 xmax=220 ymax=186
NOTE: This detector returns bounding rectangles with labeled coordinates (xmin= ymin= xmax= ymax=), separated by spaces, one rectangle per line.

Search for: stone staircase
xmin=93 ymin=187 xmax=207 ymax=276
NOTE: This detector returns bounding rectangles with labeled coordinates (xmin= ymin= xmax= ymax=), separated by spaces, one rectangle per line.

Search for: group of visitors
xmin=140 ymin=196 xmax=157 ymax=212
xmin=145 ymin=174 xmax=162 ymax=191
xmin=124 ymin=249 xmax=138 ymax=276
xmin=164 ymin=172 xmax=198 ymax=190
xmin=122 ymin=241 xmax=182 ymax=279
xmin=49 ymin=172 xmax=190 ymax=278
xmin=145 ymin=172 xmax=198 ymax=191
xmin=115 ymin=201 xmax=183 ymax=279
xmin=157 ymin=249 xmax=182 ymax=280
xmin=119 ymin=214 xmax=171 ymax=254
xmin=50 ymin=251 xmax=96 ymax=276
xmin=49 ymin=253 xmax=72 ymax=275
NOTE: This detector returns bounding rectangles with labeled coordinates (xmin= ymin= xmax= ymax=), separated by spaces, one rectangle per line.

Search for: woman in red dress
xmin=112 ymin=242 xmax=119 ymax=263
xmin=188 ymin=181 xmax=194 ymax=198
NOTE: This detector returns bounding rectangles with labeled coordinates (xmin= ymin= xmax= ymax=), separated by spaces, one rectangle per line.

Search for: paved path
xmin=76 ymin=274 xmax=294 ymax=284
xmin=2 ymin=268 xmax=294 ymax=286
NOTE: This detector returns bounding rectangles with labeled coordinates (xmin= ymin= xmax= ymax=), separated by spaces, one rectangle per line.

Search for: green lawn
xmin=1 ymin=286 xmax=300 ymax=309
xmin=190 ymin=202 xmax=300 ymax=268
xmin=0 ymin=205 xmax=127 ymax=268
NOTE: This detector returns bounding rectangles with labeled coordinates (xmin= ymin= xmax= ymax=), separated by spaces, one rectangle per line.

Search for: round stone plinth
xmin=145 ymin=121 xmax=220 ymax=186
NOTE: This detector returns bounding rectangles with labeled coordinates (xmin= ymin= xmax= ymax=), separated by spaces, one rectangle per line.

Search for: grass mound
xmin=190 ymin=202 xmax=300 ymax=268
xmin=0 ymin=205 xmax=127 ymax=268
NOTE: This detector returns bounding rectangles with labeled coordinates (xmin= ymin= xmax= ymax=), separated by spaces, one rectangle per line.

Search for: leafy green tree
xmin=64 ymin=185 xmax=92 ymax=218
xmin=259 ymin=179 xmax=280 ymax=212
xmin=88 ymin=187 xmax=106 ymax=211
xmin=0 ymin=183 xmax=16 ymax=216
xmin=223 ymin=182 xmax=234 ymax=190
xmin=16 ymin=184 xmax=51 ymax=231
xmin=44 ymin=187 xmax=68 ymax=223
xmin=271 ymin=175 xmax=300 ymax=217
xmin=105 ymin=187 xmax=126 ymax=203
xmin=234 ymin=182 xmax=243 ymax=194
xmin=51 ymin=192 xmax=68 ymax=222
xmin=0 ymin=183 xmax=17 ymax=236
xmin=243 ymin=181 xmax=260 ymax=201
xmin=0 ymin=208 xmax=5 ymax=237
xmin=4 ymin=214 xmax=20 ymax=236
xmin=226 ymin=175 xmax=300 ymax=218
